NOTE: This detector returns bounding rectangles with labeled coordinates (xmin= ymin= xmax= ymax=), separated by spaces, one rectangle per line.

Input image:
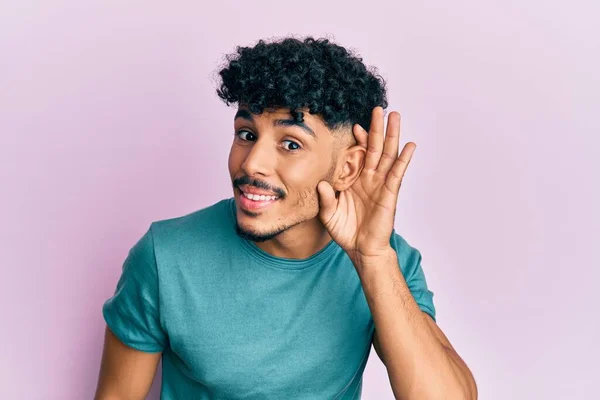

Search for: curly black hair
xmin=215 ymin=36 xmax=388 ymax=134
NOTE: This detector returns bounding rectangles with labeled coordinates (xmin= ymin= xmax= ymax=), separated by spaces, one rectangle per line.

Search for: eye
xmin=236 ymin=130 xmax=256 ymax=142
xmin=282 ymin=140 xmax=301 ymax=152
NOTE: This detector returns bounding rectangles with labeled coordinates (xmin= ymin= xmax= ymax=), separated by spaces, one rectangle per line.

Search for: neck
xmin=254 ymin=217 xmax=333 ymax=259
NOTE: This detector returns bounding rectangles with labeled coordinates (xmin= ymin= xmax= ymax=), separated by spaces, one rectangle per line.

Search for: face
xmin=228 ymin=106 xmax=342 ymax=242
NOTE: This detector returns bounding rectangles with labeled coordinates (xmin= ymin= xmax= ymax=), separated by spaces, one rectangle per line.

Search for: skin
xmin=94 ymin=105 xmax=359 ymax=399
xmin=231 ymin=104 xmax=477 ymax=398
xmin=229 ymin=104 xmax=364 ymax=259
xmin=94 ymin=326 xmax=161 ymax=400
xmin=315 ymin=106 xmax=477 ymax=399
xmin=95 ymin=104 xmax=477 ymax=399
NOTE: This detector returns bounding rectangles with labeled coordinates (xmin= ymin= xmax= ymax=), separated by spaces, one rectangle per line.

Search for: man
xmin=95 ymin=36 xmax=477 ymax=400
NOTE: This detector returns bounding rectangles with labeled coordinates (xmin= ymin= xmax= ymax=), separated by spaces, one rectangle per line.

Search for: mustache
xmin=232 ymin=176 xmax=286 ymax=198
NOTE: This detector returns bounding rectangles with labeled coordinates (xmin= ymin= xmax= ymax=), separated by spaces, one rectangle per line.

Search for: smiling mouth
xmin=240 ymin=191 xmax=280 ymax=202
xmin=236 ymin=188 xmax=282 ymax=212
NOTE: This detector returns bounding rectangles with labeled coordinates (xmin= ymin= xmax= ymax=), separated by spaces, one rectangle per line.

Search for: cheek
xmin=298 ymin=187 xmax=319 ymax=205
xmin=284 ymin=167 xmax=324 ymax=208
xmin=228 ymin=146 xmax=242 ymax=175
xmin=283 ymin=155 xmax=331 ymax=189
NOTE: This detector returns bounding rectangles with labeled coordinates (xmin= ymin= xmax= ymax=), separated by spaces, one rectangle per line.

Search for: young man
xmin=95 ymin=36 xmax=477 ymax=400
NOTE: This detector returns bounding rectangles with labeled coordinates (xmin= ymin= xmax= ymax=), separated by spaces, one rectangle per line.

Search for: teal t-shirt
xmin=102 ymin=198 xmax=436 ymax=399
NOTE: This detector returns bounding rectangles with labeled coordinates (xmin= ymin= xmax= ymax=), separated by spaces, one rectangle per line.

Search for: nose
xmin=241 ymin=138 xmax=275 ymax=177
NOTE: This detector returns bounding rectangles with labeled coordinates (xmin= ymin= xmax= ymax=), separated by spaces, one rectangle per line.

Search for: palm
xmin=317 ymin=107 xmax=416 ymax=258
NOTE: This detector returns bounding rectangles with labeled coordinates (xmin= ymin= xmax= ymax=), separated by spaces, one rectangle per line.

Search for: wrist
xmin=350 ymin=246 xmax=397 ymax=270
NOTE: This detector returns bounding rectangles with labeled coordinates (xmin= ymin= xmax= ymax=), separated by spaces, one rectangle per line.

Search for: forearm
xmin=354 ymin=248 xmax=474 ymax=400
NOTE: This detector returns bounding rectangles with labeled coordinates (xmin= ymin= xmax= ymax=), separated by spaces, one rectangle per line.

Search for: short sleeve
xmin=102 ymin=223 xmax=167 ymax=352
xmin=390 ymin=231 xmax=437 ymax=322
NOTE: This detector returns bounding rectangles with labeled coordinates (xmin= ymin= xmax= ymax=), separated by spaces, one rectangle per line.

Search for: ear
xmin=332 ymin=145 xmax=366 ymax=192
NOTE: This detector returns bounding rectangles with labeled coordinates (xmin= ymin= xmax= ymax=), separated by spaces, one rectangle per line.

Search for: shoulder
xmin=390 ymin=230 xmax=436 ymax=319
xmin=150 ymin=197 xmax=235 ymax=249
xmin=389 ymin=230 xmax=422 ymax=261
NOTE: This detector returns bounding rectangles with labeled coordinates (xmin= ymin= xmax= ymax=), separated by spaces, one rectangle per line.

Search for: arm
xmin=98 ymin=224 xmax=167 ymax=398
xmin=316 ymin=107 xmax=476 ymax=398
xmin=94 ymin=326 xmax=162 ymax=400
xmin=359 ymin=250 xmax=477 ymax=400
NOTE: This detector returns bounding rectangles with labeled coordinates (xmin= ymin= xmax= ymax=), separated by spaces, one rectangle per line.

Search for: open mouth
xmin=237 ymin=187 xmax=281 ymax=211
xmin=241 ymin=192 xmax=280 ymax=202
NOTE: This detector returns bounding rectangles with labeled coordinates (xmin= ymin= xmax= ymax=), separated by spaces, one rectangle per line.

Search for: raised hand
xmin=317 ymin=106 xmax=416 ymax=262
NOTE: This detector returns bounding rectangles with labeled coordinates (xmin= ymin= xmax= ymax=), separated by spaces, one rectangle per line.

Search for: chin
xmin=235 ymin=221 xmax=283 ymax=242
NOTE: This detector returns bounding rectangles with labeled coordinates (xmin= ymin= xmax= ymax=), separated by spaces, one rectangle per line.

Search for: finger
xmin=364 ymin=106 xmax=385 ymax=171
xmin=377 ymin=111 xmax=401 ymax=174
xmin=353 ymin=123 xmax=368 ymax=148
xmin=317 ymin=180 xmax=337 ymax=224
xmin=386 ymin=142 xmax=416 ymax=194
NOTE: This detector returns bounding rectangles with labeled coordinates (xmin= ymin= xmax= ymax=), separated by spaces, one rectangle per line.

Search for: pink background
xmin=2 ymin=1 xmax=599 ymax=399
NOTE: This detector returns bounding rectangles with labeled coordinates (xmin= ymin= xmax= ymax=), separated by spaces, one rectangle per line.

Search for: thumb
xmin=317 ymin=181 xmax=337 ymax=224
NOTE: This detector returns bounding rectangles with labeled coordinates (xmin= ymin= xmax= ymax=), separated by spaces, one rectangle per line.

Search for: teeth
xmin=242 ymin=192 xmax=278 ymax=201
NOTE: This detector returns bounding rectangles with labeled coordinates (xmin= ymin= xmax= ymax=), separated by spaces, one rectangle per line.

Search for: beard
xmin=233 ymin=155 xmax=338 ymax=243
xmin=235 ymin=221 xmax=294 ymax=242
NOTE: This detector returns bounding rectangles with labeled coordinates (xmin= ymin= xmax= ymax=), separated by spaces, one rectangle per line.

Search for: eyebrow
xmin=234 ymin=109 xmax=316 ymax=138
